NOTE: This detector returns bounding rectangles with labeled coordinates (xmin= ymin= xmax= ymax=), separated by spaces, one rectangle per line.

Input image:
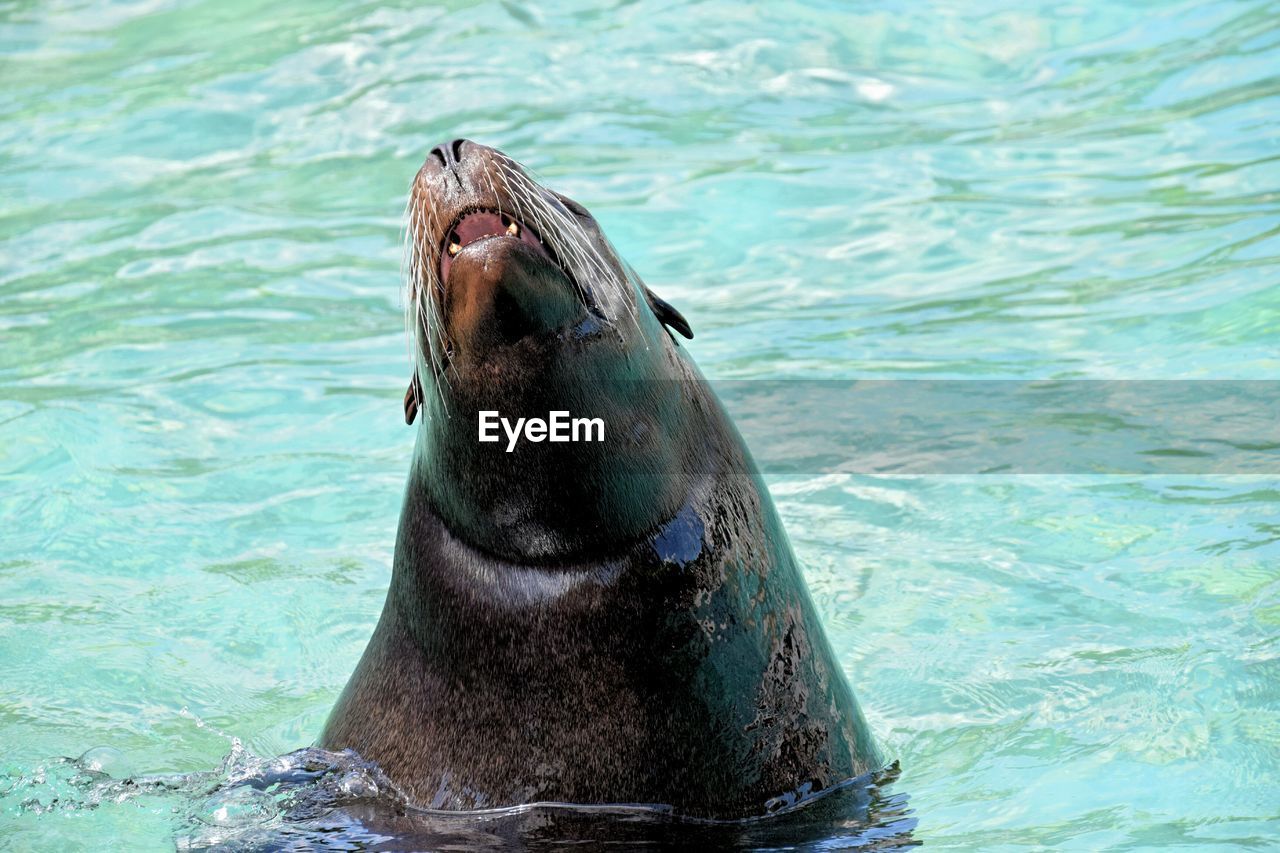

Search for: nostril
xmin=430 ymin=138 xmax=470 ymax=171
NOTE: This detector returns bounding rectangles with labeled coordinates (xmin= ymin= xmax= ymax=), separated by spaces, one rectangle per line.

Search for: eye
xmin=556 ymin=193 xmax=592 ymax=220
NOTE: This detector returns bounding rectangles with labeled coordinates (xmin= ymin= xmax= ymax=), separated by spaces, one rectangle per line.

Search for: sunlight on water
xmin=2 ymin=0 xmax=1278 ymax=848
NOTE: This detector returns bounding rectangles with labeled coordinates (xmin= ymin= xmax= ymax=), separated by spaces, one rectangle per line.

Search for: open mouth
xmin=439 ymin=208 xmax=554 ymax=285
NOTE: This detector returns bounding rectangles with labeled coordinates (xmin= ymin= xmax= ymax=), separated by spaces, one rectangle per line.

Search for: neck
xmin=411 ymin=345 xmax=702 ymax=563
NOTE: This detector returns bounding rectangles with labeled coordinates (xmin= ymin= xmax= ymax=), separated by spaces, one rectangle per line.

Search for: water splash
xmin=1 ymin=745 xmax=916 ymax=850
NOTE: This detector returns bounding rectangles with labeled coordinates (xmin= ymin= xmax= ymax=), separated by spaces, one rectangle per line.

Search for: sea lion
xmin=320 ymin=139 xmax=883 ymax=818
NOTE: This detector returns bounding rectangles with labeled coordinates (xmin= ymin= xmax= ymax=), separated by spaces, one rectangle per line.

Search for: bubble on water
xmin=75 ymin=746 xmax=136 ymax=779
xmin=336 ymin=770 xmax=380 ymax=799
xmin=196 ymin=786 xmax=279 ymax=828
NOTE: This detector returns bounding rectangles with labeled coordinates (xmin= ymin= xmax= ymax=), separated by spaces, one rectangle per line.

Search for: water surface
xmin=2 ymin=0 xmax=1278 ymax=849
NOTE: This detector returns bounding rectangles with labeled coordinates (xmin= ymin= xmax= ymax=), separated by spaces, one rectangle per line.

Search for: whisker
xmin=402 ymin=147 xmax=647 ymax=420
xmin=404 ymin=177 xmax=452 ymax=417
xmin=495 ymin=161 xmax=629 ymax=320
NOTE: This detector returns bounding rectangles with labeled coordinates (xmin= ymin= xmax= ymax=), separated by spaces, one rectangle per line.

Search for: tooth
xmin=448 ymin=242 xmax=461 ymax=256
xmin=507 ymin=221 xmax=519 ymax=236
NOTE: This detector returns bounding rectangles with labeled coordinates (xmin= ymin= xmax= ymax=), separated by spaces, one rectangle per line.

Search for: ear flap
xmin=644 ymin=286 xmax=694 ymax=340
xmin=404 ymin=372 xmax=422 ymax=425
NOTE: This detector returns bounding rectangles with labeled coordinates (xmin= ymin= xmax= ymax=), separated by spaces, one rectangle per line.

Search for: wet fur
xmin=321 ymin=142 xmax=882 ymax=818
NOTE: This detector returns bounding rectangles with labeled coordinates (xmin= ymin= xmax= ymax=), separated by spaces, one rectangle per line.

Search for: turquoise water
xmin=2 ymin=0 xmax=1279 ymax=848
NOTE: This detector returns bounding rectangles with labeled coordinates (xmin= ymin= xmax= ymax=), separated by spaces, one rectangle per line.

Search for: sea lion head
xmin=401 ymin=140 xmax=703 ymax=562
xmin=405 ymin=139 xmax=691 ymax=392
